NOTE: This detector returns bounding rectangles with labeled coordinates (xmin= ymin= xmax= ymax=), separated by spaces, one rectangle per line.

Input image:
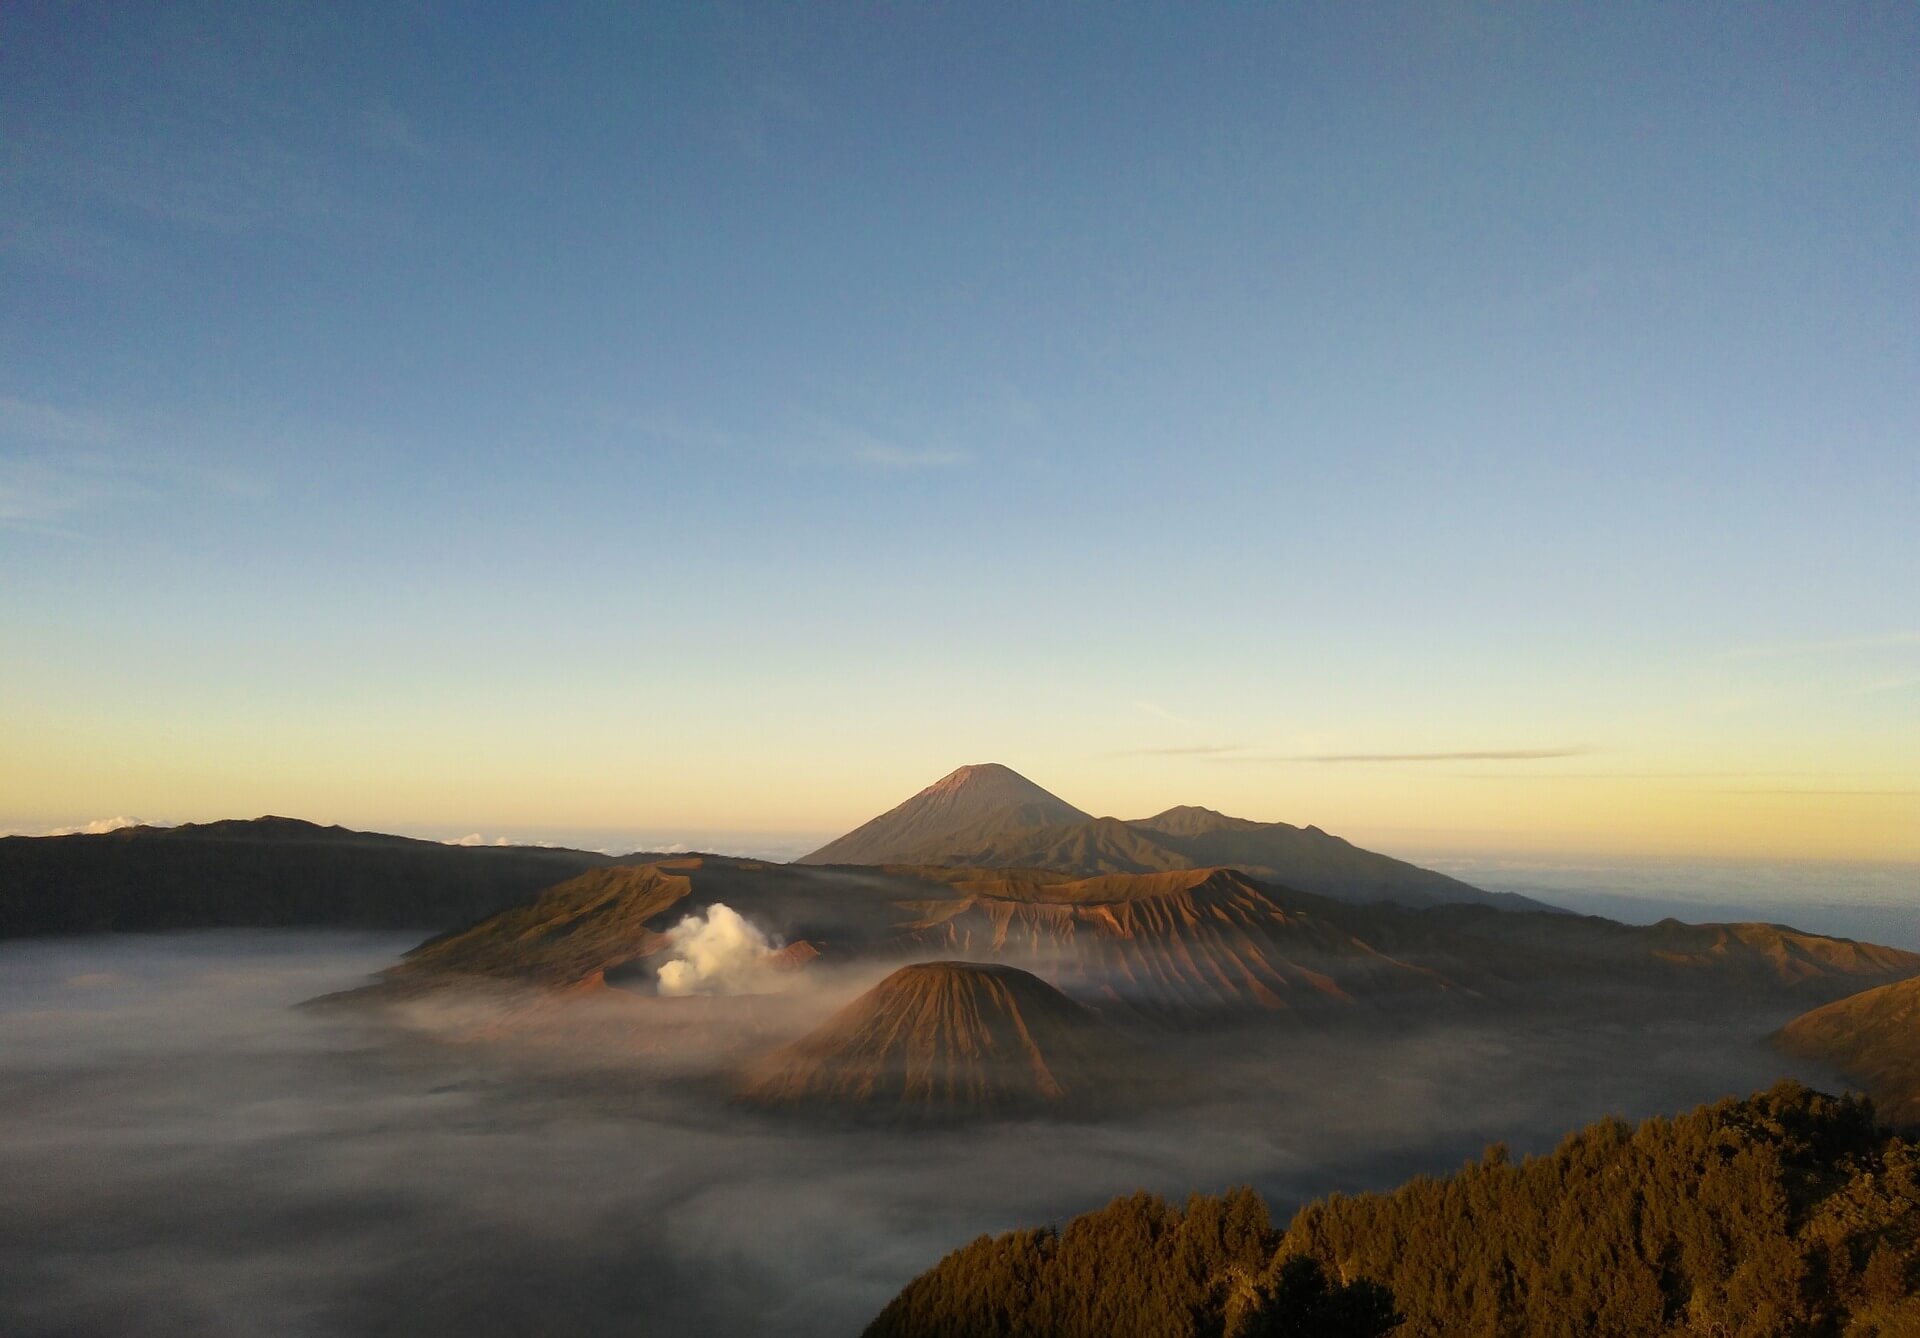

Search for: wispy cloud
xmin=361 ymin=104 xmax=432 ymax=160
xmin=0 ymin=400 xmax=270 ymax=534
xmin=1110 ymin=744 xmax=1245 ymax=757
xmin=849 ymin=441 xmax=971 ymax=470
xmin=14 ymin=118 xmax=373 ymax=243
xmin=1452 ymin=771 xmax=1920 ymax=787
xmin=799 ymin=415 xmax=973 ymax=472
xmin=30 ymin=817 xmax=164 ymax=837
xmin=79 ymin=143 xmax=323 ymax=234
xmin=441 ymin=833 xmax=558 ymax=848
xmin=0 ymin=210 xmax=126 ymax=276
xmin=724 ymin=74 xmax=819 ymax=162
xmin=0 ymin=396 xmax=117 ymax=446
xmin=582 ymin=406 xmax=737 ymax=452
xmin=1456 ymin=771 xmax=1756 ymax=782
xmin=1131 ymin=700 xmax=1196 ymax=727
xmin=1214 ymin=746 xmax=1594 ymax=764
xmin=1724 ymin=631 xmax=1920 ymax=660
xmin=0 ymin=456 xmax=110 ymax=530
xmin=1858 ymin=673 xmax=1920 ymax=696
xmin=1708 ymin=788 xmax=1920 ymax=798
xmin=0 ymin=396 xmax=121 ymax=529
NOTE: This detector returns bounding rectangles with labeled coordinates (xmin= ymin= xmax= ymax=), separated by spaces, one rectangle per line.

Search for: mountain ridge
xmin=345 ymin=857 xmax=1920 ymax=1022
xmin=0 ymin=816 xmax=637 ymax=937
xmin=800 ymin=763 xmax=1537 ymax=911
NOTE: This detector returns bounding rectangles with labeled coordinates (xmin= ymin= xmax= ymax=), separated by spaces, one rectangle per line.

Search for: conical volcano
xmin=740 ymin=961 xmax=1122 ymax=1119
xmin=794 ymin=763 xmax=1538 ymax=910
xmin=799 ymin=764 xmax=1090 ymax=865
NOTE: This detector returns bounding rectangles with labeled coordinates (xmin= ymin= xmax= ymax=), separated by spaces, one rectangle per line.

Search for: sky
xmin=2 ymin=4 xmax=1916 ymax=863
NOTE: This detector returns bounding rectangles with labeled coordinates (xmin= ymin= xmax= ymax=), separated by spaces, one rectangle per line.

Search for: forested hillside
xmin=867 ymin=1082 xmax=1920 ymax=1337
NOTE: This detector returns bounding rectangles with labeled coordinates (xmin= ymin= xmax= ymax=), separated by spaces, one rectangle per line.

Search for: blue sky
xmin=3 ymin=4 xmax=1916 ymax=859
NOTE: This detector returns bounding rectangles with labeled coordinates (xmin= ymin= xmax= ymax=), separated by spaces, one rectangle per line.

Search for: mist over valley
xmin=0 ymin=927 xmax=1866 ymax=1338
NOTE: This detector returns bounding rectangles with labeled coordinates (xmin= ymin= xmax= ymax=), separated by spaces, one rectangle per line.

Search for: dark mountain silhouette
xmin=798 ymin=764 xmax=1538 ymax=911
xmin=1 ymin=767 xmax=1527 ymax=941
xmin=740 ymin=961 xmax=1127 ymax=1119
xmin=1775 ymin=976 xmax=1920 ymax=1126
xmin=0 ymin=817 xmax=625 ymax=937
xmin=1344 ymin=907 xmax=1920 ymax=1003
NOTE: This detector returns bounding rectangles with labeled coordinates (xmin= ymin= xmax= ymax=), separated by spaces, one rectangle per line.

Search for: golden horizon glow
xmin=5 ymin=618 xmax=1916 ymax=863
xmin=6 ymin=725 xmax=1916 ymax=864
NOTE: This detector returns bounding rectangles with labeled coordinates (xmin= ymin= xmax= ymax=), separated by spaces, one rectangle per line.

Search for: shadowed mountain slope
xmin=397 ymin=863 xmax=698 ymax=986
xmin=372 ymin=857 xmax=972 ymax=994
xmin=740 ymin=961 xmax=1125 ymax=1119
xmin=359 ymin=859 xmax=1920 ymax=1027
xmin=1776 ymin=976 xmax=1920 ymax=1126
xmin=1351 ymin=906 xmax=1920 ymax=1003
xmin=0 ymin=817 xmax=623 ymax=937
xmin=891 ymin=868 xmax=1461 ymax=1018
xmin=1127 ymin=805 xmax=1516 ymax=908
xmin=800 ymin=764 xmax=1092 ymax=866
xmin=798 ymin=765 xmax=1536 ymax=911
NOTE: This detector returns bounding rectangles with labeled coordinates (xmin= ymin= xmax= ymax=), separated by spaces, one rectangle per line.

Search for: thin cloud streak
xmin=1214 ymin=747 xmax=1595 ymax=764
xmin=1453 ymin=770 xmax=1917 ymax=783
xmin=582 ymin=405 xmax=738 ymax=452
xmin=803 ymin=416 xmax=972 ymax=471
xmin=1456 ymin=771 xmax=1776 ymax=782
xmin=1131 ymin=700 xmax=1196 ymax=727
xmin=0 ymin=395 xmax=118 ymax=446
xmin=0 ymin=413 xmax=269 ymax=532
xmin=360 ymin=105 xmax=432 ymax=160
xmin=850 ymin=442 xmax=971 ymax=470
xmin=1110 ymin=744 xmax=1244 ymax=757
xmin=1708 ymin=788 xmax=1920 ymax=798
xmin=1724 ymin=631 xmax=1920 ymax=659
xmin=1859 ymin=674 xmax=1920 ymax=696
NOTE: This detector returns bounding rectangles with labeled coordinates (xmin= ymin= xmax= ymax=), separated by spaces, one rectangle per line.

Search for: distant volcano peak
xmin=935 ymin=762 xmax=1010 ymax=780
xmin=927 ymin=762 xmax=1065 ymax=799
xmin=795 ymin=763 xmax=1537 ymax=912
xmin=798 ymin=764 xmax=1089 ymax=866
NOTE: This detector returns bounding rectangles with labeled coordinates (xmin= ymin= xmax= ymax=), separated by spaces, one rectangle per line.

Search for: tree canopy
xmin=867 ymin=1082 xmax=1920 ymax=1337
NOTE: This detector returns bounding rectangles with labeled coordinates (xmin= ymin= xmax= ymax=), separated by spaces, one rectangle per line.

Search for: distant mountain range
xmin=800 ymin=762 xmax=1542 ymax=911
xmin=0 ymin=765 xmax=1532 ymax=939
xmin=365 ymin=855 xmax=1920 ymax=1025
xmin=326 ymin=852 xmax=1920 ymax=1126
xmin=0 ymin=817 xmax=627 ymax=937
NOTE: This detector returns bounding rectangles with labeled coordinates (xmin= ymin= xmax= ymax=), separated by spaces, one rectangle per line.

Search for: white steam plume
xmin=655 ymin=903 xmax=785 ymax=997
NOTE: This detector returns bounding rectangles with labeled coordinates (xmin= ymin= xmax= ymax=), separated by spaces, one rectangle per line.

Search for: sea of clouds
xmin=0 ymin=927 xmax=1854 ymax=1337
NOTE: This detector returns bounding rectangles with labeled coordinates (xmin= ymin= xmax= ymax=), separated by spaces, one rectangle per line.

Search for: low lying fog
xmin=1 ymin=931 xmax=1848 ymax=1338
xmin=1422 ymin=854 xmax=1920 ymax=950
